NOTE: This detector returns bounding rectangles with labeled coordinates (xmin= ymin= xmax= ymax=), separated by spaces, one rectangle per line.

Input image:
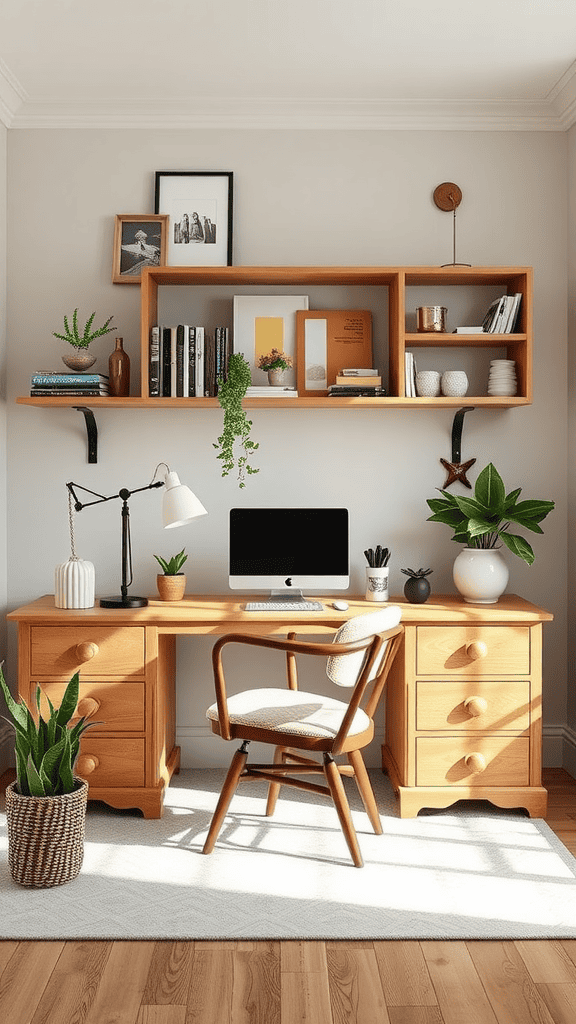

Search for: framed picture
xmin=296 ymin=309 xmax=373 ymax=395
xmin=233 ymin=295 xmax=309 ymax=387
xmin=154 ymin=171 xmax=233 ymax=266
xmin=112 ymin=214 xmax=168 ymax=284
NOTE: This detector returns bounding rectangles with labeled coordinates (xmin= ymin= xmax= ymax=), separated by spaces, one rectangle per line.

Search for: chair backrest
xmin=326 ymin=606 xmax=403 ymax=687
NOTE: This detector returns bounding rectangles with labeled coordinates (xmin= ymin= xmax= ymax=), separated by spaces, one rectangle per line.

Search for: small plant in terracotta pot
xmin=154 ymin=548 xmax=188 ymax=601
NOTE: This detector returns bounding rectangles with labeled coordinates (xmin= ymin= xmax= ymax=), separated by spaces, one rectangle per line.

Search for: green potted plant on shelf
xmin=0 ymin=666 xmax=101 ymax=887
xmin=53 ymin=308 xmax=115 ymax=371
xmin=256 ymin=347 xmax=293 ymax=386
xmin=426 ymin=462 xmax=555 ymax=604
xmin=154 ymin=547 xmax=188 ymax=601
xmin=214 ymin=352 xmax=259 ymax=487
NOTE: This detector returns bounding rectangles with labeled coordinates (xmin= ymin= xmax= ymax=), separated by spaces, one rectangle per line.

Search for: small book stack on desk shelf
xmin=482 ymin=293 xmax=522 ymax=333
xmin=328 ymin=368 xmax=384 ymax=397
xmin=30 ymin=373 xmax=110 ymax=396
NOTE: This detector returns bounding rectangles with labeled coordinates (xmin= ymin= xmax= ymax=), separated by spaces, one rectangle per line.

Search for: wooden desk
xmin=7 ymin=593 xmax=552 ymax=819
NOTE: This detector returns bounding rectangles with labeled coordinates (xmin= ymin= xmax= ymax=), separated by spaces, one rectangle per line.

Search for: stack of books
xmin=328 ymin=368 xmax=384 ymax=397
xmin=482 ymin=293 xmax=522 ymax=334
xmin=245 ymin=386 xmax=298 ymax=398
xmin=30 ymin=373 xmax=110 ymax=396
xmin=404 ymin=353 xmax=417 ymax=397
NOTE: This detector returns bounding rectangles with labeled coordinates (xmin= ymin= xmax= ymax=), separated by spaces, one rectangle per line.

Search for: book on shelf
xmin=339 ymin=367 xmax=378 ymax=376
xmin=245 ymin=386 xmax=298 ymax=397
xmin=328 ymin=385 xmax=384 ymax=397
xmin=31 ymin=373 xmax=109 ymax=385
xmin=404 ymin=351 xmax=417 ymax=397
xmin=30 ymin=386 xmax=109 ymax=396
xmin=335 ymin=374 xmax=381 ymax=386
xmin=482 ymin=293 xmax=522 ymax=334
xmin=453 ymin=327 xmax=484 ymax=334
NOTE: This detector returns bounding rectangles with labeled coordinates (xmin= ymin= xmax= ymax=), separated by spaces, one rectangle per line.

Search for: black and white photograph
xmin=154 ymin=171 xmax=233 ymax=266
xmin=112 ymin=214 xmax=168 ymax=283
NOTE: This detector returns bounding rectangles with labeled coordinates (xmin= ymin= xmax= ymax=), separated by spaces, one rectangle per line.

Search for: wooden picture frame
xmin=112 ymin=214 xmax=168 ymax=284
xmin=154 ymin=171 xmax=233 ymax=267
xmin=296 ymin=309 xmax=373 ymax=395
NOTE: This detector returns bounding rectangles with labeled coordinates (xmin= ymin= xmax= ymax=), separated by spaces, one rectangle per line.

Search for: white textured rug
xmin=1 ymin=770 xmax=576 ymax=940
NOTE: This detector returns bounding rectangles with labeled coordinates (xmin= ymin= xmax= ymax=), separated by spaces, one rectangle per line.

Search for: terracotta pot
xmin=156 ymin=574 xmax=187 ymax=601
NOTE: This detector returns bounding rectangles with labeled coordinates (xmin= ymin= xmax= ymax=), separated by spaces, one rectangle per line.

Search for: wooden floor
xmin=2 ymin=768 xmax=576 ymax=1023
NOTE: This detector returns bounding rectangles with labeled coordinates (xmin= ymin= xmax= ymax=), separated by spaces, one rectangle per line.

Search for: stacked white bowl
xmin=488 ymin=359 xmax=517 ymax=396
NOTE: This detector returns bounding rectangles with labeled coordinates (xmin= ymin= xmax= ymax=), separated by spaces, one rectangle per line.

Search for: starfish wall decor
xmin=440 ymin=407 xmax=476 ymax=488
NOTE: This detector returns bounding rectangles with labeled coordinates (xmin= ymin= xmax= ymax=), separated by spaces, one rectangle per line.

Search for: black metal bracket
xmin=73 ymin=406 xmax=98 ymax=463
xmin=451 ymin=406 xmax=475 ymax=463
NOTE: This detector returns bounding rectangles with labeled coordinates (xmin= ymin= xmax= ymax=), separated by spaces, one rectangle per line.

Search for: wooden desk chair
xmin=203 ymin=607 xmax=403 ymax=867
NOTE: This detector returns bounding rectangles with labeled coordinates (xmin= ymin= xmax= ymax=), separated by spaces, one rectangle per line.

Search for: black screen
xmin=229 ymin=508 xmax=349 ymax=577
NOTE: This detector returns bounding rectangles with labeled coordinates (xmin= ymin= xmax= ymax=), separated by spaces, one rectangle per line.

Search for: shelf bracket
xmin=73 ymin=406 xmax=98 ymax=464
xmin=440 ymin=406 xmax=476 ymax=488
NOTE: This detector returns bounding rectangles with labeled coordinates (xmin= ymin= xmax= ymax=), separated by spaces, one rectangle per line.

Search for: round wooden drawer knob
xmin=466 ymin=640 xmax=488 ymax=661
xmin=72 ymin=697 xmax=101 ymax=723
xmin=75 ymin=641 xmax=99 ymax=662
xmin=464 ymin=696 xmax=488 ymax=718
xmin=465 ymin=752 xmax=486 ymax=774
xmin=76 ymin=754 xmax=99 ymax=776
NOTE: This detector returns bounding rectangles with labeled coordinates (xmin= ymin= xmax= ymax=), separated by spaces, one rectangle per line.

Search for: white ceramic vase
xmin=453 ymin=547 xmax=509 ymax=604
xmin=55 ymin=557 xmax=95 ymax=608
xmin=441 ymin=370 xmax=468 ymax=397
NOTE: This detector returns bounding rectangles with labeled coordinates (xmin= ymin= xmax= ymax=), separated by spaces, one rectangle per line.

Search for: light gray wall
xmin=568 ymin=123 xmax=576 ymax=767
xmin=0 ymin=123 xmax=9 ymax=769
xmin=4 ymin=127 xmax=569 ymax=768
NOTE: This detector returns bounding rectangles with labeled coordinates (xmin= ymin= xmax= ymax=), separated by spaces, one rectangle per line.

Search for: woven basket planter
xmin=156 ymin=573 xmax=186 ymax=601
xmin=5 ymin=778 xmax=88 ymax=887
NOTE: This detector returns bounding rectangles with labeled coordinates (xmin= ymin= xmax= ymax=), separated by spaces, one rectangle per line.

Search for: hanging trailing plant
xmin=214 ymin=352 xmax=259 ymax=487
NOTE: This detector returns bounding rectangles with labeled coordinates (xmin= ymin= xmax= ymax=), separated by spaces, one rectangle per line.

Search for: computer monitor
xmin=229 ymin=507 xmax=349 ymax=600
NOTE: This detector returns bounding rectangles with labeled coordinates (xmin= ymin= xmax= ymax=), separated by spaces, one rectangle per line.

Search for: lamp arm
xmin=66 ymin=479 xmax=163 ymax=512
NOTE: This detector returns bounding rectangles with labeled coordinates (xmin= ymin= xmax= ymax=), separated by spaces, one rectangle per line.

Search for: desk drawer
xmin=415 ymin=626 xmax=530 ymax=676
xmin=76 ymin=738 xmax=145 ymax=788
xmin=30 ymin=627 xmax=145 ymax=678
xmin=38 ymin=682 xmax=145 ymax=733
xmin=415 ymin=736 xmax=530 ymax=787
xmin=415 ymin=680 xmax=531 ymax=732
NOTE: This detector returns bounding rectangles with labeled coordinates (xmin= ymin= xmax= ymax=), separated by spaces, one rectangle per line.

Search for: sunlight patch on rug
xmin=1 ymin=770 xmax=575 ymax=940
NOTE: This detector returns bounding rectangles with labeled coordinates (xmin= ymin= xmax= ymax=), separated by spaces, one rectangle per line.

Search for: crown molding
xmin=6 ymin=96 xmax=569 ymax=131
xmin=4 ymin=87 xmax=576 ymax=132
xmin=0 ymin=59 xmax=27 ymax=127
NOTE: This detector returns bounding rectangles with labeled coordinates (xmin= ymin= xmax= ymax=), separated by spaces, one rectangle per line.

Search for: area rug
xmin=1 ymin=770 xmax=576 ymax=940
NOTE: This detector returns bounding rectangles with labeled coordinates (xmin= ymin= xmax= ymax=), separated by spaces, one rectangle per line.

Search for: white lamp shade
xmin=162 ymin=471 xmax=207 ymax=528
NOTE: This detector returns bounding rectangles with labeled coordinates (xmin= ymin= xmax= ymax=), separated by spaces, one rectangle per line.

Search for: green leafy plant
xmin=256 ymin=348 xmax=293 ymax=372
xmin=153 ymin=548 xmax=188 ymax=575
xmin=53 ymin=308 xmax=115 ymax=350
xmin=426 ymin=462 xmax=555 ymax=565
xmin=214 ymin=352 xmax=259 ymax=487
xmin=0 ymin=666 xmax=101 ymax=797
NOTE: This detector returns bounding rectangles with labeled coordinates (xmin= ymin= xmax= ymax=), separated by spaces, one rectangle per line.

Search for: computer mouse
xmin=332 ymin=600 xmax=349 ymax=611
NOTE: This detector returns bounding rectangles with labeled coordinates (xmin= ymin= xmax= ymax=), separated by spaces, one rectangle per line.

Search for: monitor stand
xmin=268 ymin=589 xmax=308 ymax=604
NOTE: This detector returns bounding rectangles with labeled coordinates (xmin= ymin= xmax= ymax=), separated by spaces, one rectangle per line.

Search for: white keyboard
xmin=245 ymin=600 xmax=324 ymax=612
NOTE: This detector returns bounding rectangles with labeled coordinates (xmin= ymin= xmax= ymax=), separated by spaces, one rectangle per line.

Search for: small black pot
xmin=404 ymin=576 xmax=431 ymax=604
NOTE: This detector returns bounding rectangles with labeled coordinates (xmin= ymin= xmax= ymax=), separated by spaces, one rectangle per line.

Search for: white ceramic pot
xmin=365 ymin=566 xmax=389 ymax=602
xmin=441 ymin=370 xmax=468 ymax=397
xmin=453 ymin=547 xmax=509 ymax=604
xmin=415 ymin=370 xmax=441 ymax=397
xmin=55 ymin=557 xmax=95 ymax=608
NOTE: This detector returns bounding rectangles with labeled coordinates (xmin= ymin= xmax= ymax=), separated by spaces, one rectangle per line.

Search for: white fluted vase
xmin=55 ymin=558 xmax=95 ymax=609
xmin=453 ymin=547 xmax=509 ymax=604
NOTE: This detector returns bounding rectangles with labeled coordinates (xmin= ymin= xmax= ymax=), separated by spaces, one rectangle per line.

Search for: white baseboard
xmin=178 ymin=725 xmax=576 ymax=778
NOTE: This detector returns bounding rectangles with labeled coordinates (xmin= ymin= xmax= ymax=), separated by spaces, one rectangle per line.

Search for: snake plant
xmin=0 ymin=666 xmax=100 ymax=796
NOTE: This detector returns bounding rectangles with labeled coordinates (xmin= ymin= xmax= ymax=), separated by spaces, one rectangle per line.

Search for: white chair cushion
xmin=206 ymin=687 xmax=371 ymax=739
xmin=327 ymin=605 xmax=402 ymax=686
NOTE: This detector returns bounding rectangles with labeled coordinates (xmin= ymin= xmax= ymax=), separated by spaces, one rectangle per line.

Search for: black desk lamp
xmin=66 ymin=463 xmax=207 ymax=608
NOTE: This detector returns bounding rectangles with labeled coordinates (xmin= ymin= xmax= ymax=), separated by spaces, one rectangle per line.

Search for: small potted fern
xmin=154 ymin=548 xmax=188 ymax=601
xmin=53 ymin=308 xmax=115 ymax=371
xmin=0 ymin=666 xmax=100 ymax=887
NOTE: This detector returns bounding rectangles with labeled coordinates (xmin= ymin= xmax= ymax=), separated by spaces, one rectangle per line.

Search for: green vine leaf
xmin=214 ymin=353 xmax=259 ymax=487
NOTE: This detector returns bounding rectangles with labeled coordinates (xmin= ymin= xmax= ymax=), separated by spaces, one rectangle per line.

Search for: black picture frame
xmin=154 ymin=171 xmax=233 ymax=266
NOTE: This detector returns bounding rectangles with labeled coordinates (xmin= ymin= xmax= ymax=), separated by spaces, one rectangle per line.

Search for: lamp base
xmin=99 ymin=595 xmax=149 ymax=608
